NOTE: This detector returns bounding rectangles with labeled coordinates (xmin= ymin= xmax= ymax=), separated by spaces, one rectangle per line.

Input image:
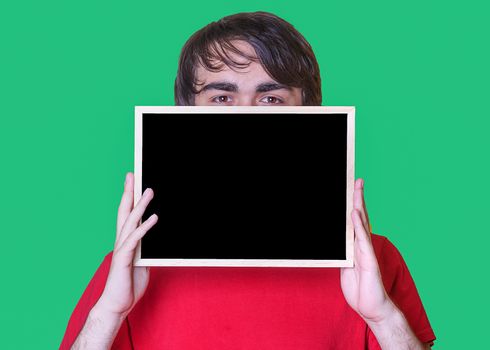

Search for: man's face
xmin=194 ymin=40 xmax=303 ymax=106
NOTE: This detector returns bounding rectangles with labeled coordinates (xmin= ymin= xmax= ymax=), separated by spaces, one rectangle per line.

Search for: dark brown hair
xmin=174 ymin=11 xmax=322 ymax=105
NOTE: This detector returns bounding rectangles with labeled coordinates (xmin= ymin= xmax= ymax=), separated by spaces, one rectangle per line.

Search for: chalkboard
xmin=133 ymin=106 xmax=355 ymax=267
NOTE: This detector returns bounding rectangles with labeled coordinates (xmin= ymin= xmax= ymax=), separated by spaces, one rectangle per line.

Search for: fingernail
xmin=360 ymin=179 xmax=364 ymax=188
xmin=125 ymin=173 xmax=129 ymax=186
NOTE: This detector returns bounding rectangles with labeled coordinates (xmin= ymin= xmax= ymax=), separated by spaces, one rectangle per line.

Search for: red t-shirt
xmin=59 ymin=234 xmax=436 ymax=349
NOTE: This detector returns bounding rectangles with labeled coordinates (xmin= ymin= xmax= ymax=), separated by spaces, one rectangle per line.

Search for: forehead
xmin=195 ymin=40 xmax=275 ymax=86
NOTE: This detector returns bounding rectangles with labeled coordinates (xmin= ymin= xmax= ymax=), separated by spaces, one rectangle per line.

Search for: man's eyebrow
xmin=200 ymin=81 xmax=238 ymax=93
xmin=255 ymin=82 xmax=293 ymax=93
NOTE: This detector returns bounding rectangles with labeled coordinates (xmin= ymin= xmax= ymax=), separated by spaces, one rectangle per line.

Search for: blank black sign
xmin=140 ymin=113 xmax=347 ymax=261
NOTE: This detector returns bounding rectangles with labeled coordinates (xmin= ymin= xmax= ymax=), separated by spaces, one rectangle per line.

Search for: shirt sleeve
xmin=373 ymin=235 xmax=437 ymax=347
xmin=58 ymin=251 xmax=132 ymax=350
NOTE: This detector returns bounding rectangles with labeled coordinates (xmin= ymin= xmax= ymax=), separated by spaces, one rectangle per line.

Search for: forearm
xmin=70 ymin=302 xmax=126 ymax=350
xmin=365 ymin=301 xmax=426 ymax=350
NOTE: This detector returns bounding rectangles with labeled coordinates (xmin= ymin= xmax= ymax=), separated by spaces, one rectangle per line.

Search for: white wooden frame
xmin=133 ymin=106 xmax=355 ymax=268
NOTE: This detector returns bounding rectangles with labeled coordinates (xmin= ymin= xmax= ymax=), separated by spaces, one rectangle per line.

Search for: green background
xmin=1 ymin=0 xmax=488 ymax=348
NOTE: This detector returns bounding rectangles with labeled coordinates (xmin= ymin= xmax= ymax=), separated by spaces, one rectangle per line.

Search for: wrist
xmin=91 ymin=301 xmax=128 ymax=324
xmin=71 ymin=302 xmax=127 ymax=349
xmin=363 ymin=298 xmax=399 ymax=327
xmin=364 ymin=302 xmax=425 ymax=350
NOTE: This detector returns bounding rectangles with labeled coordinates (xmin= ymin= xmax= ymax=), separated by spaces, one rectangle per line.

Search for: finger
xmin=354 ymin=178 xmax=372 ymax=234
xmin=116 ymin=187 xmax=155 ymax=250
xmin=351 ymin=209 xmax=375 ymax=255
xmin=359 ymin=179 xmax=372 ymax=233
xmin=351 ymin=209 xmax=381 ymax=275
xmin=118 ymin=214 xmax=158 ymax=256
xmin=116 ymin=172 xmax=134 ymax=242
xmin=113 ymin=214 xmax=158 ymax=268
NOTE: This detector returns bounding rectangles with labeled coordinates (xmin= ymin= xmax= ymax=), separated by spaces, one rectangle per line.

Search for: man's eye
xmin=212 ymin=95 xmax=231 ymax=103
xmin=260 ymin=96 xmax=284 ymax=104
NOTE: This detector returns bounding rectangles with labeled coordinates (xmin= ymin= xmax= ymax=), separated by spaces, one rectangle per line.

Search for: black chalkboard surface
xmin=133 ymin=106 xmax=355 ymax=267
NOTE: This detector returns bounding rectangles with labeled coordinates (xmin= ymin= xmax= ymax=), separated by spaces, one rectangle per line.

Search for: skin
xmin=72 ymin=41 xmax=431 ymax=349
xmin=193 ymin=41 xmax=303 ymax=106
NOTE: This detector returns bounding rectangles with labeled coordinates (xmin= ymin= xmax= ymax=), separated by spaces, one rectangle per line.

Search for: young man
xmin=60 ymin=12 xmax=436 ymax=349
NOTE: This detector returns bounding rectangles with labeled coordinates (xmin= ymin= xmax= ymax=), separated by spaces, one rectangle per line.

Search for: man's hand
xmin=340 ymin=178 xmax=393 ymax=322
xmin=71 ymin=172 xmax=158 ymax=349
xmin=97 ymin=172 xmax=158 ymax=318
xmin=340 ymin=178 xmax=429 ymax=349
